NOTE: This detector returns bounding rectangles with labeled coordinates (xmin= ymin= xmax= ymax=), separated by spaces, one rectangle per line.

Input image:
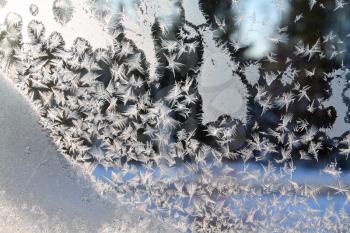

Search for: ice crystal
xmin=29 ymin=4 xmax=39 ymax=17
xmin=52 ymin=0 xmax=74 ymax=25
xmin=0 ymin=0 xmax=6 ymax=8
xmin=1 ymin=0 xmax=350 ymax=232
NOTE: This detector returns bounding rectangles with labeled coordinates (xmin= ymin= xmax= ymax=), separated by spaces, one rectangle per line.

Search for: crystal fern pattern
xmin=1 ymin=0 xmax=350 ymax=232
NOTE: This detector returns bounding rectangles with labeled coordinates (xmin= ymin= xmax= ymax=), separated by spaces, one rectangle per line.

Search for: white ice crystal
xmin=1 ymin=0 xmax=350 ymax=232
xmin=0 ymin=0 xmax=112 ymax=48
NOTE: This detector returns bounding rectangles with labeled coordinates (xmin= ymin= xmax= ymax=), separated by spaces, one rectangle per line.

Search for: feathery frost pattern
xmin=1 ymin=0 xmax=350 ymax=232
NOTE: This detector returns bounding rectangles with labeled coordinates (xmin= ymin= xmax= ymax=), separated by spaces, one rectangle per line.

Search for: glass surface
xmin=0 ymin=0 xmax=350 ymax=232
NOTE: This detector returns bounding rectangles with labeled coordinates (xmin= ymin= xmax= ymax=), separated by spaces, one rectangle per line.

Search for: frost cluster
xmin=1 ymin=0 xmax=350 ymax=232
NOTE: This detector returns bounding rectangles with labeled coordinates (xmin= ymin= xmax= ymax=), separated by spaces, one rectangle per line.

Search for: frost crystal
xmin=53 ymin=0 xmax=74 ymax=25
xmin=29 ymin=4 xmax=39 ymax=17
xmin=1 ymin=0 xmax=350 ymax=232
